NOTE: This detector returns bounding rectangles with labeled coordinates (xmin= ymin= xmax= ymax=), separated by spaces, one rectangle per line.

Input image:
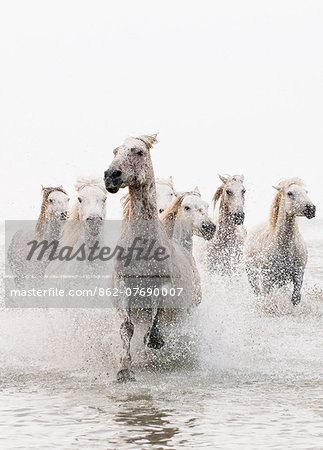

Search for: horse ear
xmin=272 ymin=185 xmax=282 ymax=191
xmin=193 ymin=186 xmax=201 ymax=195
xmin=139 ymin=133 xmax=159 ymax=149
xmin=219 ymin=174 xmax=228 ymax=184
xmin=42 ymin=186 xmax=50 ymax=195
xmin=169 ymin=176 xmax=173 ymax=184
xmin=239 ymin=174 xmax=244 ymax=182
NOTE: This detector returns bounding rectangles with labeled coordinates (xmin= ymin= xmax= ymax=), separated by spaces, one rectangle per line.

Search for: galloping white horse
xmin=104 ymin=134 xmax=215 ymax=382
xmin=156 ymin=176 xmax=177 ymax=215
xmin=46 ymin=176 xmax=107 ymax=282
xmin=205 ymin=174 xmax=246 ymax=274
xmin=245 ymin=178 xmax=316 ymax=305
xmin=8 ymin=186 xmax=70 ymax=287
xmin=161 ymin=188 xmax=216 ymax=303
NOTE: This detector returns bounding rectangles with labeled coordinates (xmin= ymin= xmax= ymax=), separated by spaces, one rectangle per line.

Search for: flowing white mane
xmin=123 ymin=133 xmax=159 ymax=150
xmin=156 ymin=177 xmax=175 ymax=191
xmin=134 ymin=133 xmax=158 ymax=149
xmin=160 ymin=190 xmax=201 ymax=222
xmin=74 ymin=175 xmax=106 ymax=194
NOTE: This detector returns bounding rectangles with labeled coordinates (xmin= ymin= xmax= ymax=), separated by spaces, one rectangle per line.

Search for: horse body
xmin=204 ymin=174 xmax=246 ymax=274
xmin=8 ymin=186 xmax=69 ymax=288
xmin=245 ymin=178 xmax=315 ymax=305
xmin=161 ymin=189 xmax=216 ymax=305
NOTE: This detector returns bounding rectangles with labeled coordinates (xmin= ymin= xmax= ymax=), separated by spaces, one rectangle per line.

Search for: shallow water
xmin=0 ymin=220 xmax=322 ymax=449
xmin=1 ymin=370 xmax=322 ymax=449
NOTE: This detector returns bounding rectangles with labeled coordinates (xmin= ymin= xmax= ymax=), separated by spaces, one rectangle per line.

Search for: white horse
xmin=245 ymin=178 xmax=316 ymax=305
xmin=104 ymin=134 xmax=215 ymax=382
xmin=204 ymin=174 xmax=246 ymax=274
xmin=161 ymin=189 xmax=216 ymax=303
xmin=156 ymin=176 xmax=177 ymax=215
xmin=45 ymin=176 xmax=108 ymax=285
xmin=8 ymin=186 xmax=70 ymax=288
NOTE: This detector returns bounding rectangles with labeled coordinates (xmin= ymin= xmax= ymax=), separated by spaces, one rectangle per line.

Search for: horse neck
xmin=274 ymin=203 xmax=299 ymax=243
xmin=216 ymin=199 xmax=238 ymax=240
xmin=37 ymin=214 xmax=64 ymax=241
xmin=79 ymin=222 xmax=104 ymax=249
xmin=128 ymin=180 xmax=158 ymax=221
xmin=172 ymin=218 xmax=193 ymax=253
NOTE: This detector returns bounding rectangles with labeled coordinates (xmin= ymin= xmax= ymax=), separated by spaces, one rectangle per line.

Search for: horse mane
xmin=212 ymin=186 xmax=224 ymax=209
xmin=270 ymin=178 xmax=304 ymax=230
xmin=160 ymin=196 xmax=183 ymax=221
xmin=74 ymin=175 xmax=106 ymax=194
xmin=36 ymin=185 xmax=67 ymax=236
xmin=121 ymin=192 xmax=131 ymax=220
xmin=135 ymin=133 xmax=158 ymax=149
xmin=156 ymin=177 xmax=175 ymax=192
xmin=160 ymin=190 xmax=201 ymax=222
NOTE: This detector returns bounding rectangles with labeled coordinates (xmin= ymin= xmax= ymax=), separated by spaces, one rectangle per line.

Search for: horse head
xmin=104 ymin=134 xmax=158 ymax=194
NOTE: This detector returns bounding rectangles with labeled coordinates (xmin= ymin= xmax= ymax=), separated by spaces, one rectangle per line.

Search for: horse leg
xmin=144 ymin=293 xmax=164 ymax=350
xmin=117 ymin=298 xmax=135 ymax=382
xmin=291 ymin=269 xmax=304 ymax=306
xmin=246 ymin=263 xmax=261 ymax=295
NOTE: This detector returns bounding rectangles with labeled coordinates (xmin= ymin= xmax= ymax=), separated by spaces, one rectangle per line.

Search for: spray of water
xmin=0 ymin=220 xmax=322 ymax=382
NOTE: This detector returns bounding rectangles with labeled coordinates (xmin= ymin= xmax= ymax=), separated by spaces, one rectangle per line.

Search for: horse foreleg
xmin=246 ymin=263 xmax=261 ymax=295
xmin=291 ymin=268 xmax=304 ymax=306
xmin=117 ymin=298 xmax=135 ymax=382
xmin=144 ymin=293 xmax=164 ymax=350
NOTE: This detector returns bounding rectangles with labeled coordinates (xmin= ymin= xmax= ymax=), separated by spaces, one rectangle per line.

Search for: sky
xmin=1 ymin=0 xmax=322 ymax=227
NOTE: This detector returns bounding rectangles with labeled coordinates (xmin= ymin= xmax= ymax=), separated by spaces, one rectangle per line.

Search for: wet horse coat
xmin=104 ymin=134 xmax=215 ymax=381
xmin=245 ymin=178 xmax=316 ymax=305
xmin=205 ymin=175 xmax=246 ymax=274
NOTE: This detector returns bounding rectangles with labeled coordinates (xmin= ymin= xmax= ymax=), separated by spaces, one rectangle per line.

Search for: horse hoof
xmin=144 ymin=327 xmax=165 ymax=350
xmin=117 ymin=369 xmax=136 ymax=383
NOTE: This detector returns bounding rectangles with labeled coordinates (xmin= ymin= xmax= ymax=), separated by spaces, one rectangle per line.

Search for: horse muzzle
xmin=200 ymin=221 xmax=216 ymax=240
xmin=104 ymin=168 xmax=123 ymax=193
xmin=304 ymin=204 xmax=316 ymax=219
xmin=233 ymin=211 xmax=245 ymax=225
xmin=86 ymin=216 xmax=103 ymax=235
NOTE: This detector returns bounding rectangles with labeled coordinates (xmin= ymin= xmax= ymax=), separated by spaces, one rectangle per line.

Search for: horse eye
xmin=78 ymin=197 xmax=82 ymax=203
xmin=287 ymin=191 xmax=294 ymax=198
xmin=226 ymin=190 xmax=232 ymax=196
xmin=242 ymin=189 xmax=246 ymax=195
xmin=137 ymin=150 xmax=143 ymax=156
xmin=184 ymin=206 xmax=191 ymax=211
xmin=49 ymin=199 xmax=53 ymax=203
